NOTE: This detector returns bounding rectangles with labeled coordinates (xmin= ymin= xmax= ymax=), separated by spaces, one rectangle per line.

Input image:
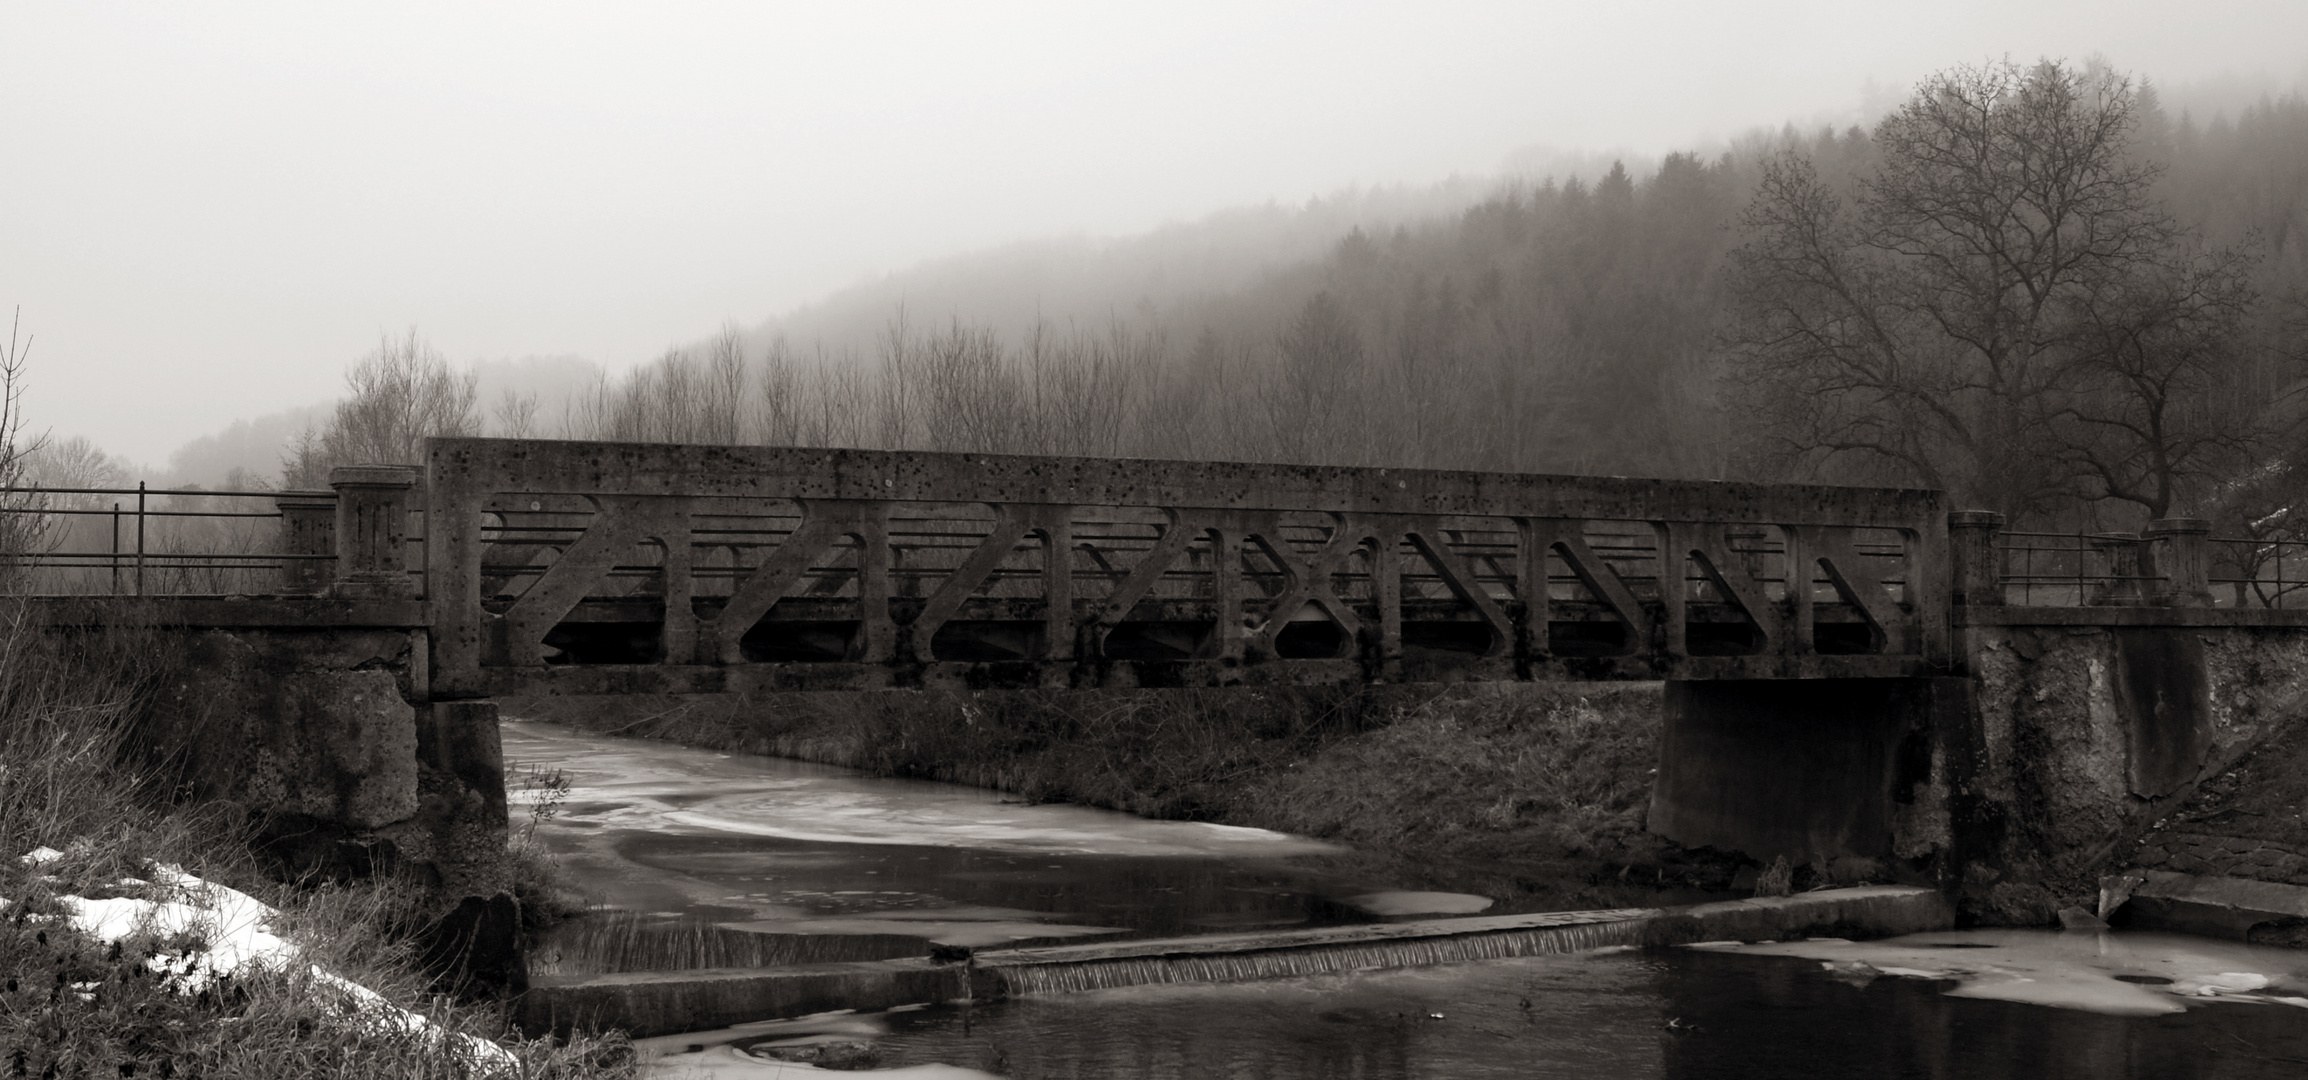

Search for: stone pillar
xmin=274 ymin=491 xmax=337 ymax=596
xmin=2146 ymin=518 xmax=2214 ymax=607
xmin=2091 ymin=533 xmax=2148 ymax=606
xmin=330 ymin=465 xmax=418 ymax=600
xmin=1948 ymin=511 xmax=2005 ymax=607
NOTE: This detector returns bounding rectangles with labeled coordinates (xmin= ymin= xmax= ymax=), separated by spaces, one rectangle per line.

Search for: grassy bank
xmin=0 ymin=604 xmax=634 ymax=1078
xmin=513 ymin=681 xmax=1735 ymax=906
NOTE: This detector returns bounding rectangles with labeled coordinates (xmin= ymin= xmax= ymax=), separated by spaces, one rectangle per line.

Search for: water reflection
xmin=644 ymin=946 xmax=2308 ymax=1079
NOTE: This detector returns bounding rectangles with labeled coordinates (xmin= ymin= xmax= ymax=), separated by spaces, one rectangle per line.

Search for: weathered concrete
xmin=2117 ymin=871 xmax=2308 ymax=944
xmin=424 ymin=438 xmax=1950 ymax=698
xmin=2125 ymin=705 xmax=2308 ymax=910
xmin=521 ymin=960 xmax=971 ymax=1040
xmin=143 ymin=627 xmax=424 ymax=838
xmin=1635 ymin=885 xmax=1955 ymax=946
xmin=1944 ymin=619 xmax=2308 ymax=925
xmin=517 ymin=886 xmax=1951 ymax=1038
xmin=129 ymin=623 xmax=509 ymax=909
xmin=1647 ymin=679 xmax=1955 ymax=879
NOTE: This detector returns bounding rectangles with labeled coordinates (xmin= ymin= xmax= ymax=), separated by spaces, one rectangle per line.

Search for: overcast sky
xmin=6 ymin=1 xmax=2307 ymax=467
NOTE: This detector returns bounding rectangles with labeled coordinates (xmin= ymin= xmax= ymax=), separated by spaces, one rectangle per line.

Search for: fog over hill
xmin=745 ymin=161 xmax=1639 ymax=357
xmin=158 ymin=178 xmax=1510 ymax=484
xmin=145 ymin=64 xmax=2308 ymax=497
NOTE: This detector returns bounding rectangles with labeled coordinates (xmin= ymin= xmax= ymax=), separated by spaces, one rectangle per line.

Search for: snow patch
xmin=13 ymin=849 xmax=518 ymax=1073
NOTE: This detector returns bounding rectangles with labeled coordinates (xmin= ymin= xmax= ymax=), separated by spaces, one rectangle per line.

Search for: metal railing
xmin=2208 ymin=536 xmax=2308 ymax=609
xmin=1996 ymin=529 xmax=2166 ymax=606
xmin=0 ymin=484 xmax=325 ymax=595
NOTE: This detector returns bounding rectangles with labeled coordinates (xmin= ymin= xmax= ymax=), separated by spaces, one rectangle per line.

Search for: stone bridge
xmin=23 ymin=438 xmax=2308 ymax=933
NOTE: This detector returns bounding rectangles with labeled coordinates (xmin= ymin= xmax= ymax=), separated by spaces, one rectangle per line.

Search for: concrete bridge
xmin=23 ymin=437 xmax=2308 ymax=936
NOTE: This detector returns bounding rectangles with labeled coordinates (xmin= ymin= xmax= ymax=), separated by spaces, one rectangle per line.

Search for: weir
xmin=520 ymin=887 xmax=1954 ymax=1038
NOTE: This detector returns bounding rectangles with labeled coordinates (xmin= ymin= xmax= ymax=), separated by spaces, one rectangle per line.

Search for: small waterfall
xmin=531 ymin=913 xmax=930 ymax=975
xmin=987 ymin=915 xmax=1652 ymax=995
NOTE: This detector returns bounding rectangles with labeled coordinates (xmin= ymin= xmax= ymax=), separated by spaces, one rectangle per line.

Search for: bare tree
xmin=757 ymin=337 xmax=802 ymax=446
xmin=283 ymin=329 xmax=479 ymax=486
xmin=1262 ymin=291 xmax=1366 ymax=464
xmin=25 ymin=436 xmax=130 ymax=507
xmin=1724 ymin=60 xmax=2278 ymax=522
xmin=492 ymin=389 xmax=541 ymax=438
xmin=0 ymin=309 xmax=49 ymax=587
xmin=701 ymin=325 xmax=750 ymax=445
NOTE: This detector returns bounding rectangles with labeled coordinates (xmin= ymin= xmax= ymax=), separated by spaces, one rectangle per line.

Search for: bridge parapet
xmin=422 ymin=438 xmax=1949 ymax=698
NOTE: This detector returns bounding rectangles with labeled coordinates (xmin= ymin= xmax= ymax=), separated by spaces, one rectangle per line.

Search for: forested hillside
xmin=178 ymin=61 xmax=2308 ymax=535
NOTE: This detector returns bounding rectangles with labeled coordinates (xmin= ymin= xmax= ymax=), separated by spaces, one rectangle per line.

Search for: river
xmin=503 ymin=720 xmax=2308 ymax=1079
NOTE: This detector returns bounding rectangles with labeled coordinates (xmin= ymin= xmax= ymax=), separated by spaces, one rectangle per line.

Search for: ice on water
xmin=505 ymin=720 xmax=1340 ymax=858
xmin=1689 ymin=928 xmax=2308 ymax=1016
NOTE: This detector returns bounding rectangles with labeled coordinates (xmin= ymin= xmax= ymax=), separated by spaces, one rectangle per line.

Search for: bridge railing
xmin=2206 ymin=535 xmax=2308 ymax=609
xmin=423 ymin=438 xmax=1950 ymax=695
xmin=1993 ymin=528 xmax=2170 ymax=606
xmin=0 ymin=469 xmax=430 ymax=600
xmin=0 ymin=483 xmax=320 ymax=595
xmin=1956 ymin=513 xmax=2308 ymax=610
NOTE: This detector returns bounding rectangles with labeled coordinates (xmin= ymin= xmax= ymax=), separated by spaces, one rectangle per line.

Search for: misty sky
xmin=7 ymin=2 xmax=2307 ymax=467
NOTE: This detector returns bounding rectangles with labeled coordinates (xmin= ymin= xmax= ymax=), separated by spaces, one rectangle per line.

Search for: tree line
xmin=267 ymin=60 xmax=2308 ymax=538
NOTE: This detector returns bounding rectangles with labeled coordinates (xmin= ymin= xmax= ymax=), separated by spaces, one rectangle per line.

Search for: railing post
xmin=273 ymin=491 xmax=337 ymax=596
xmin=2145 ymin=517 xmax=2213 ymax=607
xmin=134 ymin=481 xmax=146 ymax=597
xmin=329 ymin=465 xmax=418 ymax=600
xmin=1948 ymin=510 xmax=2005 ymax=607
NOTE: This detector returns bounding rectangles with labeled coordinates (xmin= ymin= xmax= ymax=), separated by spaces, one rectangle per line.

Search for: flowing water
xmin=506 ymin=721 xmax=2308 ymax=1078
xmin=501 ymin=721 xmax=1493 ymax=974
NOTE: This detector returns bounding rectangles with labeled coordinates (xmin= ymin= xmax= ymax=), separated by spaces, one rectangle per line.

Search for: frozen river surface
xmin=501 ymin=720 xmax=1485 ymax=961
xmin=503 ymin=720 xmax=2308 ymax=1079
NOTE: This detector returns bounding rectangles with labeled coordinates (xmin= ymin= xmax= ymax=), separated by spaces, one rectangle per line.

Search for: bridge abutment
xmin=30 ymin=597 xmax=527 ymax=992
xmin=127 ymin=617 xmax=508 ymax=896
xmin=1648 ymin=618 xmax=2308 ymax=925
xmin=1648 ymin=677 xmax=1960 ymax=885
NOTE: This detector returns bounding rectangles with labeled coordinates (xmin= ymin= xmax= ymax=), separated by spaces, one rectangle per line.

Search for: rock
xmin=2098 ymin=873 xmax=2144 ymax=920
xmin=747 ymin=1039 xmax=880 ymax=1069
xmin=1984 ymin=881 xmax=2057 ymax=925
xmin=2248 ymin=917 xmax=2308 ymax=949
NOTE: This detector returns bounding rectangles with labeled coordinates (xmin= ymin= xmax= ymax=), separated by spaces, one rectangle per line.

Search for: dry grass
xmin=0 ymin=601 xmax=637 ymax=1078
xmin=1238 ymin=686 xmax=1662 ymax=863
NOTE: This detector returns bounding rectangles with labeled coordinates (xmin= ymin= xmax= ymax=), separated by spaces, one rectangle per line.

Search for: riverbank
xmin=505 ymin=681 xmax=1734 ymax=908
xmin=0 ymin=604 xmax=634 ymax=1078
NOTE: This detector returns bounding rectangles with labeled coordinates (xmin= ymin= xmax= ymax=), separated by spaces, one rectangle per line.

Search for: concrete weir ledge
xmin=520 ymin=885 xmax=1952 ymax=1039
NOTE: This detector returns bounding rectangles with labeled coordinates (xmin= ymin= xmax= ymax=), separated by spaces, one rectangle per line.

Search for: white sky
xmin=6 ymin=1 xmax=2307 ymax=466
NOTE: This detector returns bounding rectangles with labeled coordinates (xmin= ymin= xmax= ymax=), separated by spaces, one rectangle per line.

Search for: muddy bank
xmin=503 ymin=683 xmax=1713 ymax=906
